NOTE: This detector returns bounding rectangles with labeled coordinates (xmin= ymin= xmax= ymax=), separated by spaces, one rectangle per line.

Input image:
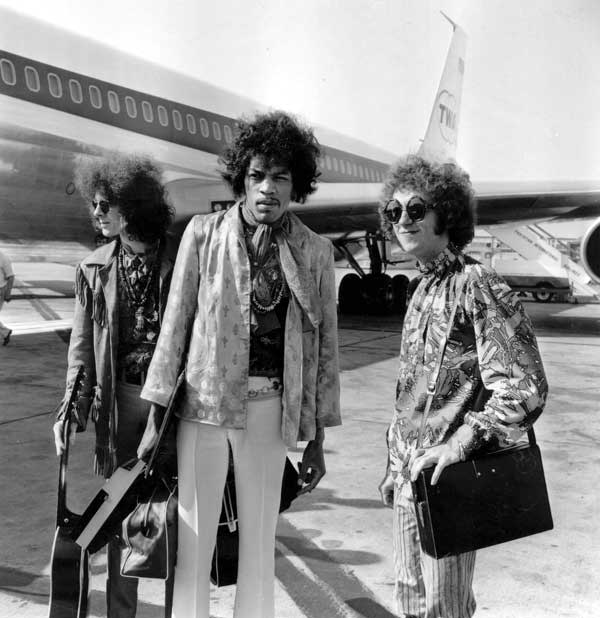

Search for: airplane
xmin=1 ymin=7 xmax=600 ymax=319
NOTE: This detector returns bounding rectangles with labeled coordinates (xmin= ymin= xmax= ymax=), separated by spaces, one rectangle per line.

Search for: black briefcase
xmin=412 ymin=429 xmax=553 ymax=559
xmin=210 ymin=456 xmax=300 ymax=586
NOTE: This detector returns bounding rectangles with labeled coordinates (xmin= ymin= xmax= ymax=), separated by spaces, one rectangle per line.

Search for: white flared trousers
xmin=172 ymin=394 xmax=287 ymax=618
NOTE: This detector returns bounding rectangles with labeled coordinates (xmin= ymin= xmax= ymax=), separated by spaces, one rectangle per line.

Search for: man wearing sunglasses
xmin=52 ymin=153 xmax=177 ymax=618
xmin=378 ymin=155 xmax=548 ymax=618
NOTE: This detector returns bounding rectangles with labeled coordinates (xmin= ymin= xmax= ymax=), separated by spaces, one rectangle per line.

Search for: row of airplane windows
xmin=1 ymin=57 xmax=384 ymax=181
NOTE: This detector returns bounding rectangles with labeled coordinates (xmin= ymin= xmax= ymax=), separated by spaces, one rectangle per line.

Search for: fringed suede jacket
xmin=56 ymin=236 xmax=177 ymax=477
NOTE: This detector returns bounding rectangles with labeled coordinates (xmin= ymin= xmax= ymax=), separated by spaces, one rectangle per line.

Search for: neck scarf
xmin=241 ymin=202 xmax=322 ymax=328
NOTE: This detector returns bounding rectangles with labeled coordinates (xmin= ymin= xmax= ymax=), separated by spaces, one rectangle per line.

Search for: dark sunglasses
xmin=91 ymin=199 xmax=111 ymax=215
xmin=383 ymin=196 xmax=432 ymax=224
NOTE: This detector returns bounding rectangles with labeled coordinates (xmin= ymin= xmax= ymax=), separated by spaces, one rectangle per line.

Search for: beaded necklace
xmin=117 ymin=241 xmax=160 ymax=335
xmin=243 ymin=224 xmax=286 ymax=314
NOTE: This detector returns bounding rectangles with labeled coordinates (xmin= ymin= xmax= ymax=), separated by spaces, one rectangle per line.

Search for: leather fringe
xmin=94 ymin=445 xmax=117 ymax=478
xmin=92 ymin=290 xmax=107 ymax=327
xmin=75 ymin=266 xmax=106 ymax=327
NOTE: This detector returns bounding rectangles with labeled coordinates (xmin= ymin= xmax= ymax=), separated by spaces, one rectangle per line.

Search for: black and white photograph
xmin=0 ymin=1 xmax=598 ymax=617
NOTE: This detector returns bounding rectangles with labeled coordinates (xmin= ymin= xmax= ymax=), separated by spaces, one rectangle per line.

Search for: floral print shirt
xmin=388 ymin=246 xmax=548 ymax=485
xmin=117 ymin=243 xmax=161 ymax=381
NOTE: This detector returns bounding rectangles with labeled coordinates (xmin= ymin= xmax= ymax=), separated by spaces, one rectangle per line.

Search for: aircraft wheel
xmin=338 ymin=273 xmax=364 ymax=314
xmin=363 ymin=273 xmax=394 ymax=314
xmin=532 ymin=283 xmax=554 ymax=303
xmin=391 ymin=274 xmax=409 ymax=314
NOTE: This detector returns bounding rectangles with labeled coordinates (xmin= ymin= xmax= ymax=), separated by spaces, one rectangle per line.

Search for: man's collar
xmin=416 ymin=245 xmax=460 ymax=278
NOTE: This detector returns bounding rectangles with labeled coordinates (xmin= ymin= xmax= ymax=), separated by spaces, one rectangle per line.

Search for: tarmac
xmin=0 ymin=262 xmax=599 ymax=617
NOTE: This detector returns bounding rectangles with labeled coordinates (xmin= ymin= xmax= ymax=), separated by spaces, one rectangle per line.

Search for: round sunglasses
xmin=383 ymin=196 xmax=433 ymax=224
xmin=91 ymin=199 xmax=112 ymax=215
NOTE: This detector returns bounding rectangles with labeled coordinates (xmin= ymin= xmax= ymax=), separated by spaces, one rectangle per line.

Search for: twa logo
xmin=437 ymin=90 xmax=457 ymax=144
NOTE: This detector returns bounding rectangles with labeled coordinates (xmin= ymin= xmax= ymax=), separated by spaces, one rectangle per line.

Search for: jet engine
xmin=580 ymin=217 xmax=600 ymax=284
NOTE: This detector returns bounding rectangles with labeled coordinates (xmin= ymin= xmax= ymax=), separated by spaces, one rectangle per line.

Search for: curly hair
xmin=219 ymin=111 xmax=321 ymax=203
xmin=379 ymin=155 xmax=475 ymax=250
xmin=74 ymin=153 xmax=174 ymax=243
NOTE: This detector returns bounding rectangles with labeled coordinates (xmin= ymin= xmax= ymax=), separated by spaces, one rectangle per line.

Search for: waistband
xmin=248 ymin=376 xmax=283 ymax=400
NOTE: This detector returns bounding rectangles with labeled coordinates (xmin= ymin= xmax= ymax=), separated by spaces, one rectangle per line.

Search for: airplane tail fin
xmin=418 ymin=13 xmax=467 ymax=162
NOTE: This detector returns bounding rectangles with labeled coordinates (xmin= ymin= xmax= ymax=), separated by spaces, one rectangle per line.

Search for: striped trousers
xmin=393 ymin=485 xmax=476 ymax=618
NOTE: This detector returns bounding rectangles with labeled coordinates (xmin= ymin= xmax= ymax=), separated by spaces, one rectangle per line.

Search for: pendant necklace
xmin=118 ymin=243 xmax=159 ymax=335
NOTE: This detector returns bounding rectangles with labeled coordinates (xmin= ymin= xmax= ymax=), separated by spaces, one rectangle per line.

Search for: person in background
xmin=378 ymin=154 xmax=548 ymax=618
xmin=0 ymin=249 xmax=15 ymax=346
xmin=137 ymin=110 xmax=341 ymax=618
xmin=53 ymin=153 xmax=176 ymax=618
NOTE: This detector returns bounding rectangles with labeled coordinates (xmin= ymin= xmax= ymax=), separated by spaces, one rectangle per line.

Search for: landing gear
xmin=335 ymin=234 xmax=410 ymax=315
xmin=391 ymin=274 xmax=409 ymax=313
xmin=338 ymin=272 xmax=408 ymax=315
xmin=338 ymin=273 xmax=363 ymax=313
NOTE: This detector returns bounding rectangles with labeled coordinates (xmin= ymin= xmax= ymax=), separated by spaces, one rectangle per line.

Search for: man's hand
xmin=378 ymin=471 xmax=395 ymax=508
xmin=137 ymin=403 xmax=164 ymax=461
xmin=297 ymin=428 xmax=325 ymax=495
xmin=53 ymin=419 xmax=76 ymax=456
xmin=409 ymin=442 xmax=461 ymax=486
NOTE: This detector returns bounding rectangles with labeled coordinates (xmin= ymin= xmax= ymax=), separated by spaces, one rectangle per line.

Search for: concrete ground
xmin=0 ymin=263 xmax=599 ymax=617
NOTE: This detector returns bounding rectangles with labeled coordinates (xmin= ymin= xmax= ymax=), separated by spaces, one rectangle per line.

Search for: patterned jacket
xmin=141 ymin=205 xmax=341 ymax=447
xmin=57 ymin=237 xmax=177 ymax=477
xmin=388 ymin=247 xmax=548 ymax=485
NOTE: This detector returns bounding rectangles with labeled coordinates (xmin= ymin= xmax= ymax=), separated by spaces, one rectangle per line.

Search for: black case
xmin=411 ymin=430 xmax=553 ymax=558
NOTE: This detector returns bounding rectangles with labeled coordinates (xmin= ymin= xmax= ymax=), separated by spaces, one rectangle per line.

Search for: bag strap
xmin=415 ymin=272 xmax=538 ymax=450
xmin=416 ymin=272 xmax=466 ymax=449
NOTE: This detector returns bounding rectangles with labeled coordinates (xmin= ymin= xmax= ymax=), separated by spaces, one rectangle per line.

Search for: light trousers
xmin=0 ymin=292 xmax=10 ymax=339
xmin=393 ymin=485 xmax=476 ymax=618
xmin=172 ymin=392 xmax=287 ymax=618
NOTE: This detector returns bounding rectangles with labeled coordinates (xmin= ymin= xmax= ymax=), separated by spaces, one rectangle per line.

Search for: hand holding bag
xmin=120 ymin=372 xmax=184 ymax=579
xmin=411 ymin=273 xmax=553 ymax=558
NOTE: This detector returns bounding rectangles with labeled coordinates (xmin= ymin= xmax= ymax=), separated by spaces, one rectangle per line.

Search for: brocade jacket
xmin=140 ymin=205 xmax=341 ymax=447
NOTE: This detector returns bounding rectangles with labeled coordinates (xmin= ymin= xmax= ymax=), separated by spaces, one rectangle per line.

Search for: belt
xmin=248 ymin=376 xmax=283 ymax=400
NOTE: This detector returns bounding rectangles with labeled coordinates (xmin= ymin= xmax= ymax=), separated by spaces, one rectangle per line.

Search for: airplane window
xmin=125 ymin=96 xmax=137 ymax=118
xmin=0 ymin=59 xmax=16 ymax=86
xmin=157 ymin=105 xmax=169 ymax=126
xmin=172 ymin=109 xmax=183 ymax=130
xmin=199 ymin=117 xmax=209 ymax=138
xmin=69 ymin=79 xmax=83 ymax=104
xmin=107 ymin=91 xmax=120 ymax=114
xmin=48 ymin=73 xmax=63 ymax=98
xmin=24 ymin=66 xmax=40 ymax=92
xmin=212 ymin=121 xmax=222 ymax=141
xmin=89 ymin=85 xmax=102 ymax=108
xmin=223 ymin=124 xmax=233 ymax=143
xmin=186 ymin=114 xmax=197 ymax=134
xmin=142 ymin=101 xmax=154 ymax=123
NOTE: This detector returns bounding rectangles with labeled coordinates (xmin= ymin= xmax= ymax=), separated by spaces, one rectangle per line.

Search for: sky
xmin=2 ymin=0 xmax=599 ymax=184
